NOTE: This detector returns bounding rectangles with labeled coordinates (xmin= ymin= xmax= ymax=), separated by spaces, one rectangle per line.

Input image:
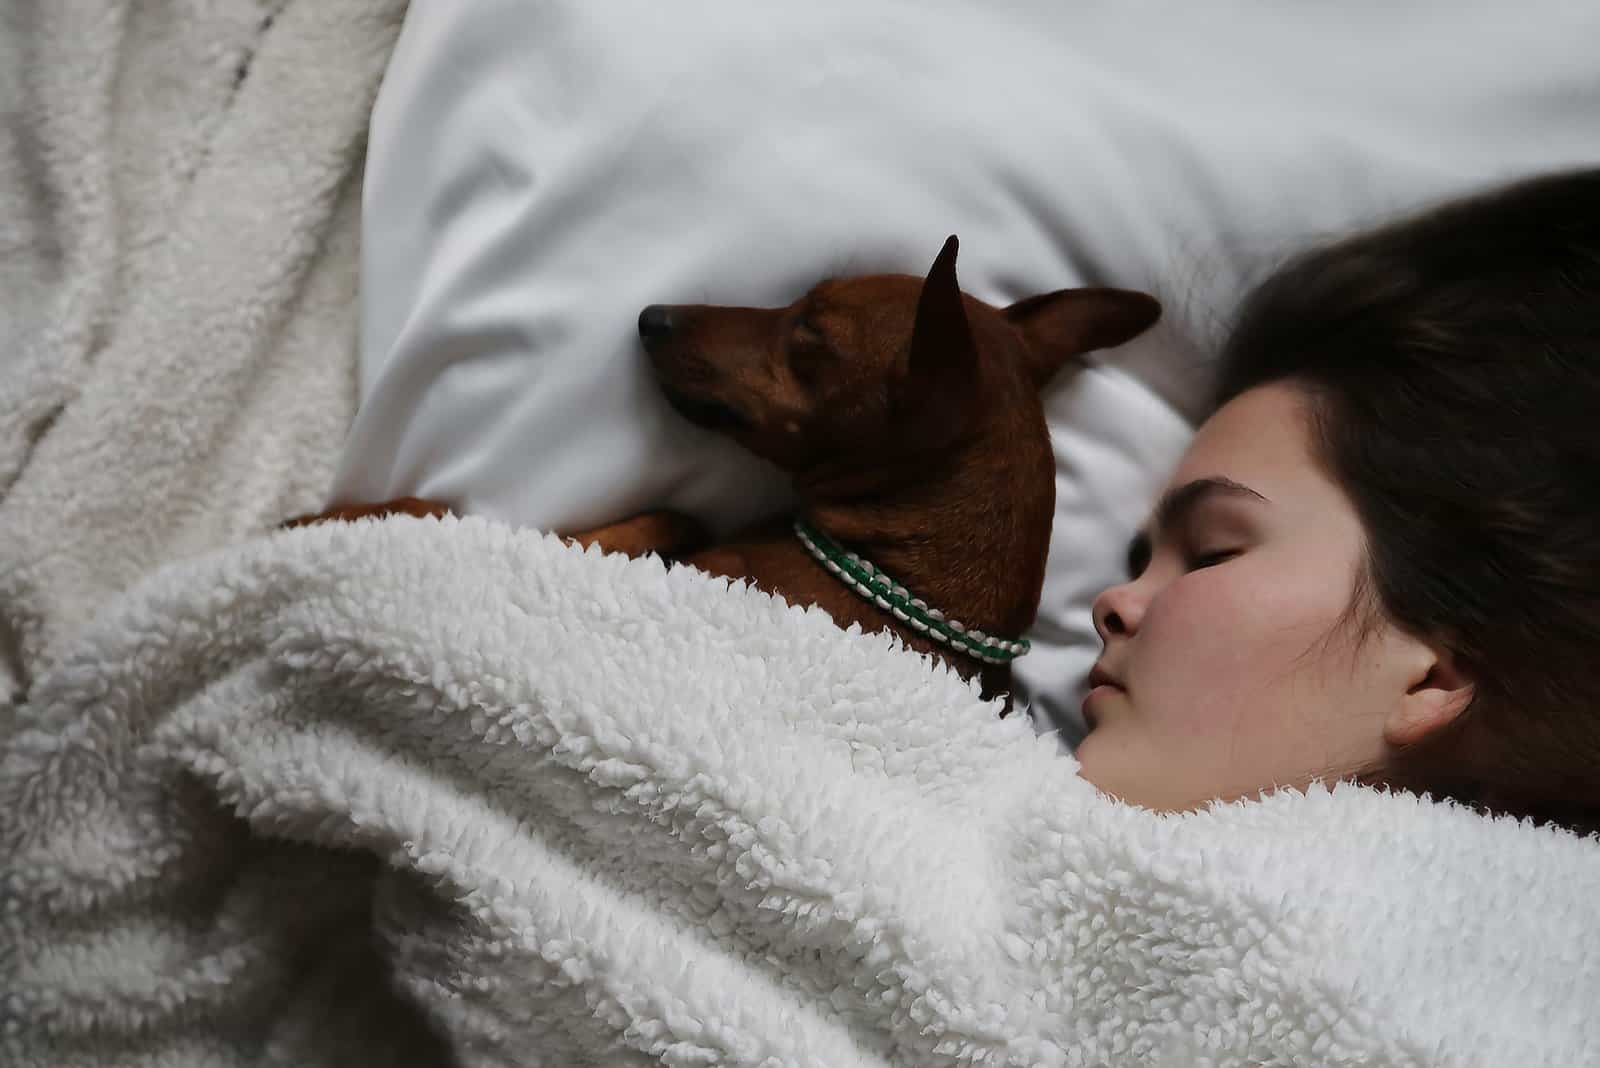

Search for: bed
xmin=3 ymin=3 xmax=1599 ymax=1065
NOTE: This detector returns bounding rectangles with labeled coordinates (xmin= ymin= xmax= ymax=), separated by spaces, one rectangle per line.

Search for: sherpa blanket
xmin=0 ymin=1 xmax=405 ymax=723
xmin=4 ymin=515 xmax=1599 ymax=1067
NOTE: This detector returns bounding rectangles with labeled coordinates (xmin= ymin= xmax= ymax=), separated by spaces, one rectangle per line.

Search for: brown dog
xmin=287 ymin=237 xmax=1160 ymax=711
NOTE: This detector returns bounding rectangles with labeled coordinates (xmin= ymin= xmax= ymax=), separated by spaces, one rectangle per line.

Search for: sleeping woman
xmin=1072 ymin=166 xmax=1599 ymax=836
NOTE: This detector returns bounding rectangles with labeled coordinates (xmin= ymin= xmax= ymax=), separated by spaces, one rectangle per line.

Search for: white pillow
xmin=332 ymin=0 xmax=1600 ymax=746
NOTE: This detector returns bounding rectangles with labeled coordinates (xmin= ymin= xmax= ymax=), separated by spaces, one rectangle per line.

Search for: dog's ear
xmin=1003 ymin=288 xmax=1162 ymax=388
xmin=892 ymin=235 xmax=980 ymax=445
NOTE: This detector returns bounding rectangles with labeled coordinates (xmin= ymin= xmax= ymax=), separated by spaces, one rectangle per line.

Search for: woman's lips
xmin=1082 ymin=684 xmax=1123 ymax=728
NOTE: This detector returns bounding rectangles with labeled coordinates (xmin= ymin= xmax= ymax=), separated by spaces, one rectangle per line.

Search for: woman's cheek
xmin=1142 ymin=570 xmax=1252 ymax=663
xmin=1131 ymin=583 xmax=1235 ymax=737
xmin=1135 ymin=569 xmax=1298 ymax=737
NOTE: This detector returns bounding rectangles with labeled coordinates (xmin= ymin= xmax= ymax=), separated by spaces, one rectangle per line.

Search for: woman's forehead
xmin=1175 ymin=383 xmax=1312 ymax=482
xmin=1153 ymin=382 xmax=1363 ymax=546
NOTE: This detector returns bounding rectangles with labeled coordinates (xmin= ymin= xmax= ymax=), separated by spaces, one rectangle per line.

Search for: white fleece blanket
xmin=4 ymin=516 xmax=1598 ymax=1067
xmin=0 ymin=0 xmax=405 ymax=722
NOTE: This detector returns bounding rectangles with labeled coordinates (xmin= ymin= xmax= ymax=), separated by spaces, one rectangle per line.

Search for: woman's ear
xmin=1384 ymin=646 xmax=1476 ymax=748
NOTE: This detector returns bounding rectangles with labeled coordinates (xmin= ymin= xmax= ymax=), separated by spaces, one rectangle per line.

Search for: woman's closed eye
xmin=1185 ymin=548 xmax=1241 ymax=570
xmin=1125 ymin=533 xmax=1241 ymax=578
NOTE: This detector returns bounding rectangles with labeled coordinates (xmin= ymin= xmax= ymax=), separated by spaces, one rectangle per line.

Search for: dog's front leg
xmin=282 ymin=496 xmax=454 ymax=528
xmin=559 ymin=509 xmax=710 ymax=562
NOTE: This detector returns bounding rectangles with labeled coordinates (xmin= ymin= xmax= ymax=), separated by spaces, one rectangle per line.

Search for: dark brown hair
xmin=1213 ymin=168 xmax=1600 ymax=837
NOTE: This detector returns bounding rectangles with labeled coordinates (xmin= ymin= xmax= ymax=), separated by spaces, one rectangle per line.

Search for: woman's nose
xmin=1092 ymin=581 xmax=1143 ymax=640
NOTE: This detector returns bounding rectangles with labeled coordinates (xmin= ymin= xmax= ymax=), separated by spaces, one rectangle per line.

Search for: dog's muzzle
xmin=639 ymin=304 xmax=752 ymax=432
xmin=658 ymin=383 xmax=751 ymax=432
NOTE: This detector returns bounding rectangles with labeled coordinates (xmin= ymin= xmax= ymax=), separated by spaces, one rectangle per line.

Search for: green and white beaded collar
xmin=791 ymin=516 xmax=1031 ymax=665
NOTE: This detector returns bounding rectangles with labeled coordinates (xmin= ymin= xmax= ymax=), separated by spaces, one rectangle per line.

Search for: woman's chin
xmin=1070 ymin=729 xmax=1107 ymax=776
xmin=1071 ymin=750 xmax=1124 ymax=805
xmin=1072 ymin=730 xmax=1153 ymax=808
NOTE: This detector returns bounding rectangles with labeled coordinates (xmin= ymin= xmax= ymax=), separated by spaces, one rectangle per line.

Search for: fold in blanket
xmin=4 ymin=517 xmax=1597 ymax=1067
xmin=0 ymin=0 xmax=405 ymax=721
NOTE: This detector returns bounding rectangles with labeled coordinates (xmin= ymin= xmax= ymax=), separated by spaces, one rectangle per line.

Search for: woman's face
xmin=1074 ymin=381 xmax=1466 ymax=812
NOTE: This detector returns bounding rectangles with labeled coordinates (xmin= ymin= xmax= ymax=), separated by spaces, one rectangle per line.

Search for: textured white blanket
xmin=4 ymin=516 xmax=1598 ymax=1067
xmin=0 ymin=0 xmax=404 ymax=720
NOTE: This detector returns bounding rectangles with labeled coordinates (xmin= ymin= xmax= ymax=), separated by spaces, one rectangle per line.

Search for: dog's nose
xmin=638 ymin=304 xmax=674 ymax=343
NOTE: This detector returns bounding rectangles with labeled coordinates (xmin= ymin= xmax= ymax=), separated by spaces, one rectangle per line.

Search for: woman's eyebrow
xmin=1125 ymin=477 xmax=1270 ymax=572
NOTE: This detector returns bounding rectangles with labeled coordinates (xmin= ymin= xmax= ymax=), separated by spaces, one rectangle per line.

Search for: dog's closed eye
xmin=788 ymin=317 xmax=834 ymax=385
xmin=793 ymin=314 xmax=826 ymax=345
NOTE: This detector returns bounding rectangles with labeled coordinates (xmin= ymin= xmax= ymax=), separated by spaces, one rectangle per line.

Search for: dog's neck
xmin=792 ymin=424 xmax=1055 ymax=642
